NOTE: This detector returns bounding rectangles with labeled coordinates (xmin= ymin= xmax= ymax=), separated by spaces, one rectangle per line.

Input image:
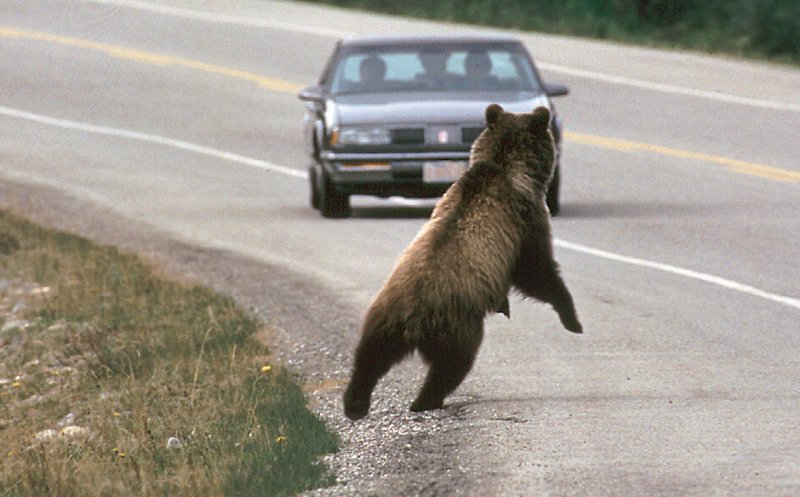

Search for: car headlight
xmin=331 ymin=126 xmax=391 ymax=146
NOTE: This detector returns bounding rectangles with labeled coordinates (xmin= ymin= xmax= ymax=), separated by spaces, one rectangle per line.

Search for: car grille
xmin=385 ymin=126 xmax=484 ymax=146
xmin=461 ymin=126 xmax=484 ymax=144
xmin=390 ymin=128 xmax=425 ymax=144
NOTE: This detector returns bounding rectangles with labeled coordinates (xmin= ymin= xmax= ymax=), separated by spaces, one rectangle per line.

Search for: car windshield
xmin=330 ymin=42 xmax=542 ymax=94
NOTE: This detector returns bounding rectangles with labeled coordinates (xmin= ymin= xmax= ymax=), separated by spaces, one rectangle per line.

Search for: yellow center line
xmin=2 ymin=26 xmax=797 ymax=184
xmin=565 ymin=131 xmax=800 ymax=183
xmin=0 ymin=26 xmax=302 ymax=94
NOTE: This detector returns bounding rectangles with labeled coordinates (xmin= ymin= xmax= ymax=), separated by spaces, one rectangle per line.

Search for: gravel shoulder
xmin=1 ymin=177 xmax=495 ymax=497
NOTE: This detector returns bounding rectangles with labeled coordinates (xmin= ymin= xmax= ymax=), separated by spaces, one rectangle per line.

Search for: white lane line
xmin=537 ymin=63 xmax=800 ymax=113
xmin=2 ymin=104 xmax=798 ymax=310
xmin=78 ymin=0 xmax=800 ymax=114
xmin=554 ymin=240 xmax=800 ymax=310
xmin=0 ymin=105 xmax=305 ymax=179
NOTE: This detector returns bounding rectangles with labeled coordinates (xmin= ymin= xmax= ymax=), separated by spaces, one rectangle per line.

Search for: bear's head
xmin=472 ymin=104 xmax=556 ymax=188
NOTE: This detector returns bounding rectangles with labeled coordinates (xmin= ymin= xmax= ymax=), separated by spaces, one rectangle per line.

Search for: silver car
xmin=299 ymin=34 xmax=568 ymax=218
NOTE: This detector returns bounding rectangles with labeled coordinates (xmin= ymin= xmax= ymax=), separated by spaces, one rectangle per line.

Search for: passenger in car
xmin=464 ymin=51 xmax=498 ymax=90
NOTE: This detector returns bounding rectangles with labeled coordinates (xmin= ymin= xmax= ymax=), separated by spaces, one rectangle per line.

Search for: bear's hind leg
xmin=410 ymin=319 xmax=483 ymax=412
xmin=344 ymin=322 xmax=413 ymax=420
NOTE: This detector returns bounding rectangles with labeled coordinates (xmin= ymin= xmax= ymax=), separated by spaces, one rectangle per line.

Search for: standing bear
xmin=343 ymin=104 xmax=582 ymax=420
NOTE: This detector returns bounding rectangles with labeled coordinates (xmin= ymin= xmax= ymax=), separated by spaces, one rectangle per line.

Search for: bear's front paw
xmin=559 ymin=312 xmax=583 ymax=334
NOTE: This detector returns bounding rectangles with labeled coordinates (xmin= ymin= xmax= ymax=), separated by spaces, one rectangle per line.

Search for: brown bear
xmin=343 ymin=104 xmax=582 ymax=420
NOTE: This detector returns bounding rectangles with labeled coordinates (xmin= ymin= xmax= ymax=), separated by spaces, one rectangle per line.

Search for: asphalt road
xmin=2 ymin=1 xmax=799 ymax=495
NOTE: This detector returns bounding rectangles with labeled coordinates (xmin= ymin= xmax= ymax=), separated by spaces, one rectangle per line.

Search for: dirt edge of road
xmin=0 ymin=177 xmax=490 ymax=497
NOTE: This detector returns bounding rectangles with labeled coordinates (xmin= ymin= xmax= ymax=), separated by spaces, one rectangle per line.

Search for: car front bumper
xmin=320 ymin=151 xmax=470 ymax=198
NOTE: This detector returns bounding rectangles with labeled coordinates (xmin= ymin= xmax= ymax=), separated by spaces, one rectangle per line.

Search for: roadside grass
xmin=304 ymin=0 xmax=800 ymax=65
xmin=0 ymin=209 xmax=337 ymax=496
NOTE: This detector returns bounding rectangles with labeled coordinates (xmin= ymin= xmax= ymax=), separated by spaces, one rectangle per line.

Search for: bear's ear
xmin=529 ymin=106 xmax=551 ymax=132
xmin=485 ymin=104 xmax=504 ymax=128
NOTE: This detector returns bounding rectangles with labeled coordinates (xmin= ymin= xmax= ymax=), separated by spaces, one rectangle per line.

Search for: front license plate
xmin=423 ymin=161 xmax=467 ymax=183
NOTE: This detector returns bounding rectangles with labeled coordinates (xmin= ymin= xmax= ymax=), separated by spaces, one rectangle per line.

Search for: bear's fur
xmin=343 ymin=104 xmax=582 ymax=420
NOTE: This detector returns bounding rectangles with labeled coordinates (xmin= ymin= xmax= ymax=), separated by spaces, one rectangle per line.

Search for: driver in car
xmin=357 ymin=55 xmax=387 ymax=91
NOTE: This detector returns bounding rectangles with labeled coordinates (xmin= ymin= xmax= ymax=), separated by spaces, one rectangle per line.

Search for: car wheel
xmin=309 ymin=165 xmax=320 ymax=209
xmin=316 ymin=168 xmax=351 ymax=218
xmin=546 ymin=163 xmax=561 ymax=216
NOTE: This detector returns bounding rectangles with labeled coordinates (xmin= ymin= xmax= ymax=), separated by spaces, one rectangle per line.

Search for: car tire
xmin=316 ymin=167 xmax=351 ymax=218
xmin=309 ymin=165 xmax=320 ymax=209
xmin=546 ymin=164 xmax=561 ymax=216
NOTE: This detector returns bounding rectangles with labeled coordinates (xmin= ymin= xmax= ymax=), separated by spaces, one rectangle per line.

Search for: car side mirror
xmin=544 ymin=83 xmax=569 ymax=97
xmin=298 ymin=85 xmax=325 ymax=102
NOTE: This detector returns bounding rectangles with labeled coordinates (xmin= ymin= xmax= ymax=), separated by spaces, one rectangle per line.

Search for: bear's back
xmin=378 ymin=160 xmax=532 ymax=321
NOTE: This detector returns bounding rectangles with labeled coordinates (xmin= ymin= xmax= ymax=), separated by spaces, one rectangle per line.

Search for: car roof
xmin=339 ymin=33 xmax=523 ymax=47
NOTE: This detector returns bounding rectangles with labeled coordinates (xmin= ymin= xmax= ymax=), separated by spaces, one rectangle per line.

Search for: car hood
xmin=330 ymin=92 xmax=550 ymax=126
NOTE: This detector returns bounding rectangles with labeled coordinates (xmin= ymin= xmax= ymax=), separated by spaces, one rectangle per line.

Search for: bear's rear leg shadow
xmin=410 ymin=322 xmax=483 ymax=412
xmin=344 ymin=325 xmax=412 ymax=420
